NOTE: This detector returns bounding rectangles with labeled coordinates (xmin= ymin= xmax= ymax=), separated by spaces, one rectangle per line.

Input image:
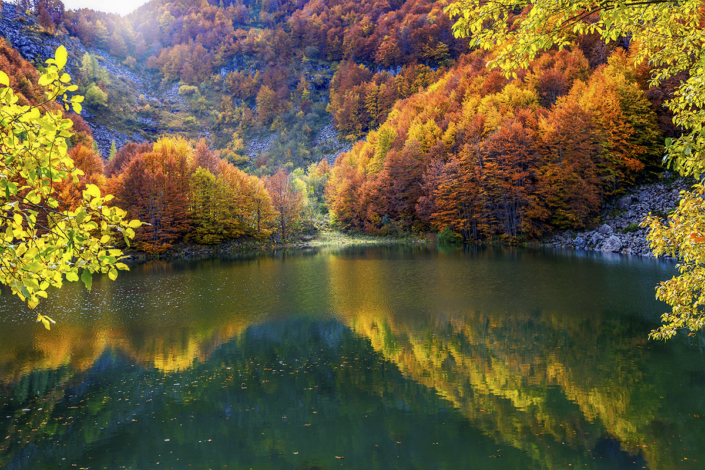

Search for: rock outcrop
xmin=0 ymin=4 xmax=155 ymax=157
xmin=313 ymin=123 xmax=353 ymax=164
xmin=544 ymin=175 xmax=693 ymax=257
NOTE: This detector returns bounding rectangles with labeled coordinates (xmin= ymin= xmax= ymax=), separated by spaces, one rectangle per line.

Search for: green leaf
xmin=81 ymin=269 xmax=93 ymax=291
xmin=65 ymin=271 xmax=79 ymax=282
xmin=55 ymin=46 xmax=67 ymax=69
xmin=25 ymin=261 xmax=43 ymax=273
xmin=75 ymin=208 xmax=87 ymax=224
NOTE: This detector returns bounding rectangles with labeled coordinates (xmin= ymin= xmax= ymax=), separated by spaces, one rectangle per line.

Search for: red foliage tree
xmin=264 ymin=169 xmax=303 ymax=240
xmin=105 ymin=142 xmax=153 ymax=178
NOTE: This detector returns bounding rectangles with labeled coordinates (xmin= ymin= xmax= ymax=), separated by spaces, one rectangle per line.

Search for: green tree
xmin=443 ymin=0 xmax=705 ymax=339
xmin=85 ymin=83 xmax=108 ymax=108
xmin=109 ymin=141 xmax=117 ymax=161
xmin=0 ymin=46 xmax=141 ymax=327
xmin=80 ymin=53 xmax=110 ymax=86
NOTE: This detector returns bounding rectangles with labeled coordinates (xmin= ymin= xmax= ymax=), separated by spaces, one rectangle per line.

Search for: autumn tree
xmin=104 ymin=142 xmax=152 ymax=177
xmin=117 ymin=137 xmax=194 ymax=254
xmin=188 ymin=167 xmax=229 ymax=245
xmin=245 ymin=173 xmax=277 ymax=239
xmin=55 ymin=144 xmax=107 ymax=213
xmin=255 ymin=85 xmax=279 ymax=126
xmin=264 ymin=169 xmax=303 ymax=240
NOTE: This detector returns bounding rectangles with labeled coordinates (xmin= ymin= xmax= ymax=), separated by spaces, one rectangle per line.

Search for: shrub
xmin=437 ymin=226 xmax=462 ymax=245
xmin=178 ymin=85 xmax=198 ymax=97
xmin=623 ymin=223 xmax=640 ymax=233
xmin=85 ymin=83 xmax=108 ymax=108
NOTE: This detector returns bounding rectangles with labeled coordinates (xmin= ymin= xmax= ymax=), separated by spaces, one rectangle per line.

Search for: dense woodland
xmin=326 ymin=47 xmax=665 ymax=240
xmin=1 ymin=0 xmax=685 ymax=246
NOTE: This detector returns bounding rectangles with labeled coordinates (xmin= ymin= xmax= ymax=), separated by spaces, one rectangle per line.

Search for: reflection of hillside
xmin=346 ymin=309 xmax=705 ymax=470
xmin=317 ymin=247 xmax=703 ymax=470
xmin=0 ymin=318 xmax=254 ymax=385
xmin=1 ymin=321 xmax=535 ymax=470
xmin=2 ymin=305 xmax=704 ymax=469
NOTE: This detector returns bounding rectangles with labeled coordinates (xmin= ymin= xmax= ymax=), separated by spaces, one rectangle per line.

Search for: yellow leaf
xmin=55 ymin=46 xmax=67 ymax=69
xmin=128 ymin=219 xmax=142 ymax=229
xmin=0 ymin=71 xmax=8 ymax=87
xmin=84 ymin=184 xmax=101 ymax=198
xmin=38 ymin=74 xmax=53 ymax=87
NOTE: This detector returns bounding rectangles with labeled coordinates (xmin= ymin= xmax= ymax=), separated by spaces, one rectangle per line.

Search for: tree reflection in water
xmin=0 ymin=246 xmax=703 ymax=469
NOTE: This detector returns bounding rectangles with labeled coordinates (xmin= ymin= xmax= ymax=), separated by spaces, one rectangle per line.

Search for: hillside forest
xmin=0 ymin=0 xmax=683 ymax=250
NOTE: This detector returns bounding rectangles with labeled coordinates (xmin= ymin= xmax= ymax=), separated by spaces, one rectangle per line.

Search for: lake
xmin=0 ymin=246 xmax=704 ymax=469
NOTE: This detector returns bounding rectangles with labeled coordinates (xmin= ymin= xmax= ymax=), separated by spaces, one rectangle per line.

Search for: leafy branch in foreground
xmin=444 ymin=0 xmax=705 ymax=339
xmin=0 ymin=45 xmax=142 ymax=329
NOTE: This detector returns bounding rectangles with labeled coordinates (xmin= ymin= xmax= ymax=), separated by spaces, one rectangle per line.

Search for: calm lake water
xmin=0 ymin=246 xmax=704 ymax=470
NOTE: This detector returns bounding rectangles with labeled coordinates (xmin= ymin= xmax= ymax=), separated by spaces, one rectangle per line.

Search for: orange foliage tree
xmin=115 ymin=137 xmax=194 ymax=253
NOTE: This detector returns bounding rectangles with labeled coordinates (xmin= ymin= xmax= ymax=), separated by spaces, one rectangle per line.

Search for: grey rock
xmin=313 ymin=122 xmax=353 ymax=164
xmin=598 ymin=224 xmax=613 ymax=234
xmin=589 ymin=232 xmax=604 ymax=245
xmin=601 ymin=236 xmax=622 ymax=253
xmin=617 ymin=195 xmax=634 ymax=210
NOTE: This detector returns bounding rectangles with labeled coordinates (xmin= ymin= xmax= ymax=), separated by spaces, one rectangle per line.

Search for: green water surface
xmin=0 ymin=246 xmax=703 ymax=470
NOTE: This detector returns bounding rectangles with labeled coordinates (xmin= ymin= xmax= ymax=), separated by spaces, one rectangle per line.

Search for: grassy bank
xmin=125 ymin=230 xmax=431 ymax=261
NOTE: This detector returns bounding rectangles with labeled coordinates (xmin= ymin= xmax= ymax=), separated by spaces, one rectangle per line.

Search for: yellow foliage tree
xmin=0 ymin=46 xmax=141 ymax=328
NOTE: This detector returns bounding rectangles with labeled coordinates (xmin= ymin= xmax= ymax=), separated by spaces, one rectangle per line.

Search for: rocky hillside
xmin=0 ymin=2 xmax=353 ymax=164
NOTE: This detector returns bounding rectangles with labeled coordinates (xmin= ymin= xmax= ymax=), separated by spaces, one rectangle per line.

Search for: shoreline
xmin=123 ymin=176 xmax=693 ymax=263
xmin=123 ymin=230 xmax=429 ymax=262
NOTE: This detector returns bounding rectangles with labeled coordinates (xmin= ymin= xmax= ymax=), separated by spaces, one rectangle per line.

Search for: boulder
xmin=589 ymin=232 xmax=604 ymax=245
xmin=617 ymin=196 xmax=633 ymax=210
xmin=601 ymin=235 xmax=622 ymax=253
xmin=598 ymin=224 xmax=613 ymax=234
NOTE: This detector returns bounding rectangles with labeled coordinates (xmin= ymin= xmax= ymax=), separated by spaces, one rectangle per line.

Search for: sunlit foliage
xmin=0 ymin=46 xmax=140 ymax=322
